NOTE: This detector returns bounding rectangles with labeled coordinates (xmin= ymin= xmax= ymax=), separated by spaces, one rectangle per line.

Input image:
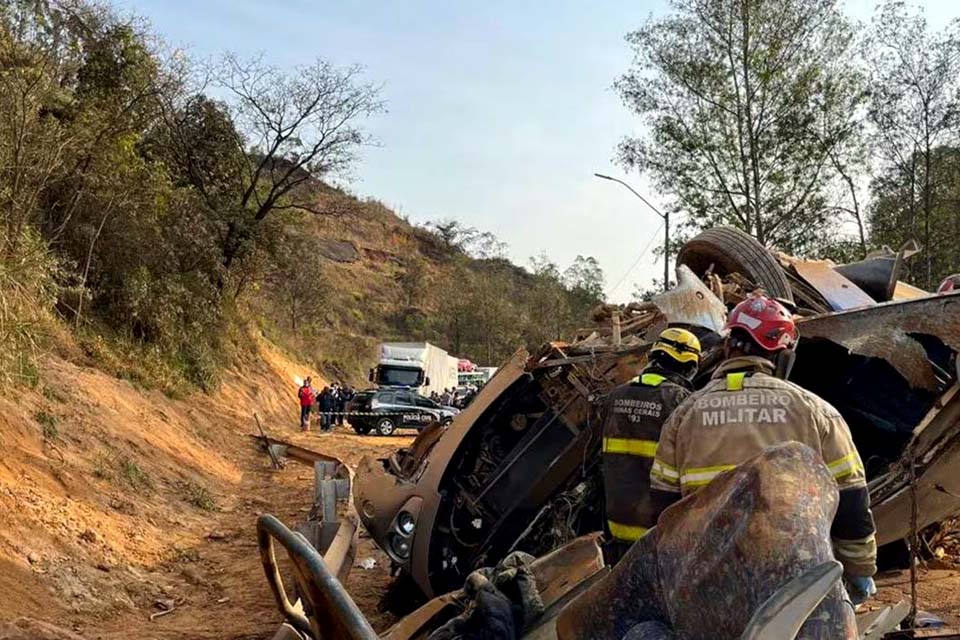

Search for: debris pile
xmin=925 ymin=517 xmax=960 ymax=564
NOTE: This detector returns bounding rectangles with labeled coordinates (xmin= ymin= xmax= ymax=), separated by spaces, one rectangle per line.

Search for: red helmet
xmin=724 ymin=293 xmax=798 ymax=352
xmin=938 ymin=274 xmax=960 ymax=293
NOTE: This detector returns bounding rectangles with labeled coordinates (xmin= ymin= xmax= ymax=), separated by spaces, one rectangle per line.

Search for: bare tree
xmin=158 ymin=54 xmax=384 ymax=276
xmin=824 ymin=145 xmax=868 ymax=259
xmin=217 ymin=55 xmax=383 ymax=271
xmin=426 ymin=219 xmax=507 ymax=259
xmin=527 ymin=253 xmax=570 ymax=342
xmin=218 ymin=54 xmax=383 ymax=218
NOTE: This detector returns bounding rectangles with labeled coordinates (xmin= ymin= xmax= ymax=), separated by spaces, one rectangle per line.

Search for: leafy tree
xmin=427 ymin=219 xmax=469 ymax=251
xmin=467 ymin=265 xmax=525 ymax=363
xmin=266 ymin=233 xmax=328 ymax=332
xmin=466 ymin=231 xmax=507 ymax=260
xmin=420 ymin=231 xmax=605 ymax=365
xmin=0 ymin=0 xmax=84 ymax=251
xmin=525 ymin=253 xmax=570 ymax=344
xmin=564 ymin=255 xmax=605 ymax=321
xmin=869 ymin=146 xmax=960 ymax=287
xmin=617 ymin=0 xmax=865 ymax=255
xmin=864 ymin=0 xmax=960 ymax=288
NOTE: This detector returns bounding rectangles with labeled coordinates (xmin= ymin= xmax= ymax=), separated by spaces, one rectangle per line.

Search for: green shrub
xmin=180 ymin=481 xmax=217 ymax=511
xmin=35 ymin=411 xmax=59 ymax=439
xmin=120 ymin=457 xmax=153 ymax=492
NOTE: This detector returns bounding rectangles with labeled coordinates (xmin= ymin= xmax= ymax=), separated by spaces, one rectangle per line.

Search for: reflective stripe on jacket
xmin=602 ymin=369 xmax=691 ymax=542
xmin=651 ymin=356 xmax=876 ymax=576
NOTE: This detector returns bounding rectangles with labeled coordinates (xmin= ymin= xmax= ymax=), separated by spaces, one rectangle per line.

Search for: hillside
xmin=250 ymin=189 xmax=596 ymax=385
xmin=0 ymin=328 xmax=409 ymax=639
xmin=259 ymin=196 xmax=444 ymax=382
xmin=0 ymin=4 xmax=604 ymax=634
xmin=0 ymin=0 xmax=605 ymax=399
xmin=6 ymin=324 xmax=960 ymax=639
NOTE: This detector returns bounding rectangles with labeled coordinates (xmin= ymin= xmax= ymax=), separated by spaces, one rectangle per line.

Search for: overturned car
xmin=354 ymin=226 xmax=960 ymax=601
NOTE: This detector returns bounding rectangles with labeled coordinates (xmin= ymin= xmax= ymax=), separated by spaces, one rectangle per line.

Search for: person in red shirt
xmin=298 ymin=377 xmax=315 ymax=431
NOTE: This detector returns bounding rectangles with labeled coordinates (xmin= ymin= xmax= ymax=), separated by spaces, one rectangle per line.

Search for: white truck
xmin=370 ymin=342 xmax=459 ymax=399
xmin=457 ymin=366 xmax=498 ymax=388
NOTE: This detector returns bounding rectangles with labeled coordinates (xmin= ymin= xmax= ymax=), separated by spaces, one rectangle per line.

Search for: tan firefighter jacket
xmin=651 ymin=356 xmax=877 ymax=576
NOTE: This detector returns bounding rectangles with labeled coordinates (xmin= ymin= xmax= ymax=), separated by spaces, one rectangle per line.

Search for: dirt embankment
xmin=0 ymin=332 xmax=409 ymax=639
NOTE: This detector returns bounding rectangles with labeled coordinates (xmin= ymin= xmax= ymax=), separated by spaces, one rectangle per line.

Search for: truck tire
xmin=677 ymin=226 xmax=793 ymax=302
xmin=376 ymin=418 xmax=397 ymax=436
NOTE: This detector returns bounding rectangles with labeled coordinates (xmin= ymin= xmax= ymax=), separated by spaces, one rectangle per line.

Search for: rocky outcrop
xmin=317 ymin=239 xmax=360 ymax=263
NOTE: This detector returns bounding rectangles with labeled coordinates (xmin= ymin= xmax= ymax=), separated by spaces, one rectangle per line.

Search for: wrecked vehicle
xmin=353 ymin=226 xmax=960 ymax=601
xmin=258 ymin=444 xmax=923 ymax=639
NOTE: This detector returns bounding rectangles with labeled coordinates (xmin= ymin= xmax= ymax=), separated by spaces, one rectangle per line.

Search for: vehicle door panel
xmin=395 ymin=392 xmax=429 ymax=428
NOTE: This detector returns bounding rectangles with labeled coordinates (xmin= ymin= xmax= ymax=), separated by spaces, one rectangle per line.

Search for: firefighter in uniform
xmin=650 ymin=293 xmax=878 ymax=603
xmin=601 ymin=327 xmax=701 ymax=562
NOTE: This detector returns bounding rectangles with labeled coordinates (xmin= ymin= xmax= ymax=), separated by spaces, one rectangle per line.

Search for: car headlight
xmin=397 ymin=511 xmax=416 ymax=536
xmin=388 ymin=533 xmax=411 ymax=559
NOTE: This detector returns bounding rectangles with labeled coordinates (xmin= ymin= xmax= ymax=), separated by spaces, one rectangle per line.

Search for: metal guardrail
xmin=253 ymin=423 xmax=368 ymax=637
xmin=258 ymin=514 xmax=377 ymax=640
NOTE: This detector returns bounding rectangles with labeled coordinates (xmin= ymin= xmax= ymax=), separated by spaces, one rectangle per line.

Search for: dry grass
xmin=0 ymin=232 xmax=57 ymax=387
xmin=180 ymin=481 xmax=217 ymax=511
xmin=119 ymin=457 xmax=153 ymax=493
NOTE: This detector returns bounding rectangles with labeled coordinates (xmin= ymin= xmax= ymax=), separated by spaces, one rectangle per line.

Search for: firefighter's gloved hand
xmin=846 ymin=575 xmax=876 ymax=605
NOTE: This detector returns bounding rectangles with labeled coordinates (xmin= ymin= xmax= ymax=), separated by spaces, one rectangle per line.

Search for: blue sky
xmin=119 ymin=0 xmax=959 ymax=301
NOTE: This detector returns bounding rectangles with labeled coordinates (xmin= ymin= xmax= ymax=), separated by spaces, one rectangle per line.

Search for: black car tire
xmin=441 ymin=417 xmax=453 ymax=426
xmin=376 ymin=417 xmax=397 ymax=436
xmin=677 ymin=226 xmax=794 ymax=302
xmin=353 ymin=425 xmax=372 ymax=435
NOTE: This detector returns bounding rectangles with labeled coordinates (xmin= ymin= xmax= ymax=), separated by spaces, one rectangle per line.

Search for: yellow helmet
xmin=650 ymin=327 xmax=701 ymax=365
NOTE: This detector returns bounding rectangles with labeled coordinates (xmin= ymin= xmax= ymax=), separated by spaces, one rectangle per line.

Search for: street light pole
xmin=663 ymin=209 xmax=669 ymax=292
xmin=594 ymin=173 xmax=670 ymax=291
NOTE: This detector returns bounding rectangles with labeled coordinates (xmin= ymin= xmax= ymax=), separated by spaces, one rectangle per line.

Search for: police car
xmin=348 ymin=389 xmax=459 ymax=436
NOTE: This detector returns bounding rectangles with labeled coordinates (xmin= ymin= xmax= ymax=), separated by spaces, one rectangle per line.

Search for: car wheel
xmin=376 ymin=418 xmax=397 ymax=436
xmin=353 ymin=425 xmax=372 ymax=435
xmin=677 ymin=226 xmax=794 ymax=302
xmin=441 ymin=417 xmax=453 ymax=426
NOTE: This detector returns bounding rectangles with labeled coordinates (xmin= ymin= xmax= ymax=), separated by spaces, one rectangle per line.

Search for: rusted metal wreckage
xmin=258 ymin=227 xmax=960 ymax=639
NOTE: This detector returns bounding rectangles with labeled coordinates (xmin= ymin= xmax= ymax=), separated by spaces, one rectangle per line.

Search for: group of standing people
xmin=431 ymin=388 xmax=455 ymax=407
xmin=297 ymin=378 xmax=355 ymax=432
xmin=430 ymin=386 xmax=478 ymax=409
